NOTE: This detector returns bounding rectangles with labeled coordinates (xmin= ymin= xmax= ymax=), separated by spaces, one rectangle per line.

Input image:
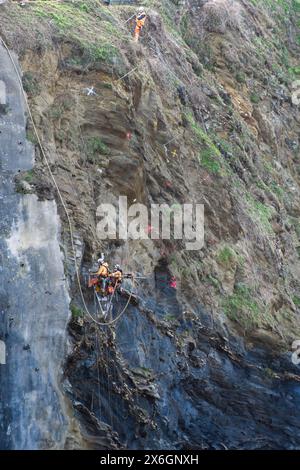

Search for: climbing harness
xmin=0 ymin=36 xmax=134 ymax=327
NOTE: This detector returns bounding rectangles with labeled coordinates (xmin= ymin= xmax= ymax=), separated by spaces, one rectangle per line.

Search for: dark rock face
xmin=66 ymin=292 xmax=300 ymax=450
xmin=65 ymin=265 xmax=300 ymax=450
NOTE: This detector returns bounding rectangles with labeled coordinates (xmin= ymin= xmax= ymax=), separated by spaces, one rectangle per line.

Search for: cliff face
xmin=1 ymin=0 xmax=300 ymax=450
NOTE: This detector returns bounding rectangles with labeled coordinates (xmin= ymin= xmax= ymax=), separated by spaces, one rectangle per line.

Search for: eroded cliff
xmin=1 ymin=0 xmax=300 ymax=449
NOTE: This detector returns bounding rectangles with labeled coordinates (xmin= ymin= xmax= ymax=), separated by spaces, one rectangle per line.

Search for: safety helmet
xmin=97 ymin=257 xmax=104 ymax=265
xmin=138 ymin=8 xmax=145 ymax=15
xmin=114 ymin=264 xmax=121 ymax=271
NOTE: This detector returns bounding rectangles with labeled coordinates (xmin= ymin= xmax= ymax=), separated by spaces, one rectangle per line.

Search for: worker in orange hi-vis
xmin=133 ymin=8 xmax=147 ymax=42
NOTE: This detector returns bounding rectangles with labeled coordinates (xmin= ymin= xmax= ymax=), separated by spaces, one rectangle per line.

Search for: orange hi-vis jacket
xmin=136 ymin=13 xmax=146 ymax=29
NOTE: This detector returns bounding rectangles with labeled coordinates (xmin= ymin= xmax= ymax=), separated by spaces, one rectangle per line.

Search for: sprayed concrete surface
xmin=0 ymin=43 xmax=70 ymax=449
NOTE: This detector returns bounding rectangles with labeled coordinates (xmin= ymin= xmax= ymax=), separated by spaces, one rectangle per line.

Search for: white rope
xmin=115 ymin=66 xmax=138 ymax=82
xmin=0 ymin=36 xmax=134 ymax=327
xmin=124 ymin=13 xmax=136 ymax=24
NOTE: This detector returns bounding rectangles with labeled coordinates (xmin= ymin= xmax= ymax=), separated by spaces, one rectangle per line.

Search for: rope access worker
xmin=95 ymin=260 xmax=109 ymax=292
xmin=110 ymin=264 xmax=123 ymax=288
xmin=133 ymin=8 xmax=147 ymax=42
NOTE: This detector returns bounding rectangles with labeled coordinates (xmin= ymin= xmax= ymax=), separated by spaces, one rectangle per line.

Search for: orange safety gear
xmin=88 ymin=276 xmax=99 ymax=288
xmin=111 ymin=270 xmax=122 ymax=281
xmin=110 ymin=269 xmax=123 ymax=288
xmin=136 ymin=17 xmax=146 ymax=28
xmin=134 ymin=11 xmax=146 ymax=42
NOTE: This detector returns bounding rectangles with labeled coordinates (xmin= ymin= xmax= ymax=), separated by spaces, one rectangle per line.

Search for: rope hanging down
xmin=0 ymin=36 xmax=134 ymax=327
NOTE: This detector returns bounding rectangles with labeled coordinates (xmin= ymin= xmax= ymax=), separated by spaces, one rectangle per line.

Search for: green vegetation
xmin=22 ymin=72 xmax=41 ymax=97
xmin=70 ymin=304 xmax=84 ymax=319
xmin=100 ymin=82 xmax=113 ymax=90
xmin=186 ymin=115 xmax=242 ymax=176
xmin=262 ymin=160 xmax=274 ymax=174
xmin=200 ymin=148 xmax=222 ymax=174
xmin=186 ymin=113 xmax=224 ymax=175
xmin=48 ymin=104 xmax=65 ymax=120
xmin=23 ymin=169 xmax=34 ymax=183
xmin=250 ymin=0 xmax=300 ymax=15
xmin=250 ymin=93 xmax=260 ymax=104
xmin=223 ymin=284 xmax=261 ymax=330
xmin=15 ymin=170 xmax=35 ymax=194
xmin=164 ymin=313 xmax=177 ymax=322
xmin=81 ymin=42 xmax=120 ymax=65
xmin=206 ymin=275 xmax=221 ymax=289
xmin=26 ymin=129 xmax=38 ymax=145
xmin=255 ymin=180 xmax=269 ymax=192
xmin=223 ymin=283 xmax=297 ymax=335
xmin=289 ymin=66 xmax=300 ymax=76
xmin=217 ymin=246 xmax=236 ymax=266
xmin=86 ymin=137 xmax=110 ymax=162
xmin=12 ymin=0 xmax=125 ymax=70
xmin=248 ymin=0 xmax=299 ymax=86
xmin=293 ymin=296 xmax=300 ymax=307
xmin=235 ymin=71 xmax=247 ymax=84
xmin=245 ymin=193 xmax=275 ymax=234
xmin=269 ymin=181 xmax=284 ymax=199
xmin=256 ymin=178 xmax=285 ymax=200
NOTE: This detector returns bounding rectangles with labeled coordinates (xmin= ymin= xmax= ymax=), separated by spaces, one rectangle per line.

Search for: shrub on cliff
xmin=200 ymin=0 xmax=244 ymax=34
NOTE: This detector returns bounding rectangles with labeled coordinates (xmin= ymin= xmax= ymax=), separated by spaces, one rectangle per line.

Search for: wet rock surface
xmin=66 ymin=279 xmax=300 ymax=450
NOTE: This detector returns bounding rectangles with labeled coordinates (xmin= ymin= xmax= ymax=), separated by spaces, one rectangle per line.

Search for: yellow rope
xmin=0 ymin=35 xmax=134 ymax=327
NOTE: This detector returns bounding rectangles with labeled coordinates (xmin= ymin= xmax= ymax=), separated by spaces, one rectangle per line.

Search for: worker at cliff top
xmin=133 ymin=8 xmax=147 ymax=42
